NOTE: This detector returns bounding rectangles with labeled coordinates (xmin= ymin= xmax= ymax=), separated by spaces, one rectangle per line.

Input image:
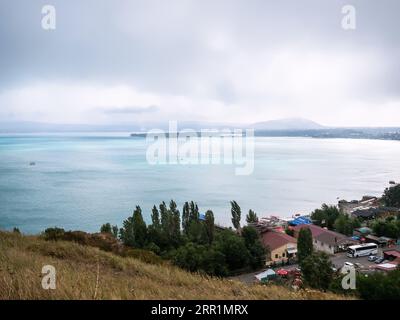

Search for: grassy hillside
xmin=0 ymin=231 xmax=346 ymax=300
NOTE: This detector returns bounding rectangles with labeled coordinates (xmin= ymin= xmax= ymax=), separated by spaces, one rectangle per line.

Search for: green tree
xmin=204 ymin=210 xmax=215 ymax=245
xmin=187 ymin=219 xmax=207 ymax=244
xmin=311 ymin=204 xmax=340 ymax=229
xmin=159 ymin=201 xmax=169 ymax=233
xmin=372 ymin=218 xmax=400 ymax=238
xmin=169 ymin=200 xmax=182 ymax=246
xmin=214 ymin=229 xmax=249 ymax=271
xmin=230 ymin=200 xmax=241 ymax=231
xmin=382 ymin=184 xmax=400 ymax=207
xmin=246 ymin=209 xmax=258 ymax=224
xmin=297 ymin=227 xmax=313 ymax=263
xmin=300 ymin=252 xmax=334 ymax=291
xmin=120 ymin=206 xmax=147 ymax=248
xmin=241 ymin=226 xmax=266 ymax=269
xmin=173 ymin=243 xmax=228 ymax=276
xmin=100 ymin=223 xmax=119 ymax=238
xmin=132 ymin=206 xmax=147 ymax=247
xmin=334 ymin=214 xmax=359 ymax=236
xmin=151 ymin=205 xmax=161 ymax=229
xmin=100 ymin=223 xmax=112 ymax=234
xmin=357 ymin=268 xmax=400 ymax=299
xmin=111 ymin=225 xmax=119 ymax=238
xmin=189 ymin=201 xmax=199 ymax=223
xmin=182 ymin=201 xmax=190 ymax=234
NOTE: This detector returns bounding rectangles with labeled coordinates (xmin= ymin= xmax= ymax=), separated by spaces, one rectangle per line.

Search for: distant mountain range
xmin=0 ymin=118 xmax=326 ymax=133
xmin=250 ymin=118 xmax=325 ymax=131
xmin=1 ymin=119 xmax=400 ymax=141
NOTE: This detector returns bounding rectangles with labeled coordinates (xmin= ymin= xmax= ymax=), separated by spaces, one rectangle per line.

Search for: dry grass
xmin=0 ymin=231 xmax=348 ymax=300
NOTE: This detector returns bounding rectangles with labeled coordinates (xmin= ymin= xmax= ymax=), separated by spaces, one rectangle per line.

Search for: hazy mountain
xmin=251 ymin=118 xmax=325 ymax=130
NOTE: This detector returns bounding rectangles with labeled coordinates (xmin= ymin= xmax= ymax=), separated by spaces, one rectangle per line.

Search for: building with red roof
xmin=261 ymin=231 xmax=297 ymax=265
xmin=292 ymin=224 xmax=357 ymax=254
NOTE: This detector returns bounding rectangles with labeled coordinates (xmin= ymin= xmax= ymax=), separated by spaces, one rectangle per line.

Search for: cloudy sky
xmin=0 ymin=0 xmax=399 ymax=127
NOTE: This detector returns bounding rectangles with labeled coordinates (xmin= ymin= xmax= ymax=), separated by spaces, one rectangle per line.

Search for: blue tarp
xmin=289 ymin=216 xmax=312 ymax=226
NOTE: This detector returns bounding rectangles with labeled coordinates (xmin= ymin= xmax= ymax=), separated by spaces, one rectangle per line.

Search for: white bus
xmin=347 ymin=243 xmax=378 ymax=258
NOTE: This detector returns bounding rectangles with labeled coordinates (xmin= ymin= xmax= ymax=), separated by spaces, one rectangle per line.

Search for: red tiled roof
xmin=292 ymin=224 xmax=353 ymax=246
xmin=292 ymin=224 xmax=326 ymax=237
xmin=261 ymin=231 xmax=297 ymax=251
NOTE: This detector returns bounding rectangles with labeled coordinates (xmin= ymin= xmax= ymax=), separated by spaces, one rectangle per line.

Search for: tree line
xmin=100 ymin=200 xmax=266 ymax=276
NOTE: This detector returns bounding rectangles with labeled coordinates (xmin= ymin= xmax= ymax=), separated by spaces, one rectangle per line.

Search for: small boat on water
xmin=389 ymin=180 xmax=396 ymax=185
xmin=29 ymin=162 xmax=36 ymax=166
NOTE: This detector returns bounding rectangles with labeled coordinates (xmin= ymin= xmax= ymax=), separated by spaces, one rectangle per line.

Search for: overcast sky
xmin=0 ymin=0 xmax=399 ymax=127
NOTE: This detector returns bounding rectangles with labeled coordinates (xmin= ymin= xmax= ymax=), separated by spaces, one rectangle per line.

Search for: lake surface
xmin=1 ymin=133 xmax=399 ymax=234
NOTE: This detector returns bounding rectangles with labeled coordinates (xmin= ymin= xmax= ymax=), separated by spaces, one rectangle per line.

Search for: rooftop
xmin=293 ymin=224 xmax=354 ymax=246
xmin=261 ymin=231 xmax=297 ymax=251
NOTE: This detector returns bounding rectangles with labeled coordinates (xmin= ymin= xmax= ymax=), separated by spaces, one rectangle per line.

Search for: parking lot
xmin=332 ymin=244 xmax=400 ymax=270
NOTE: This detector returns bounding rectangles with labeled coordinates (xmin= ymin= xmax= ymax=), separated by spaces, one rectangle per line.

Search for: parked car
xmin=368 ymin=255 xmax=377 ymax=262
xmin=344 ymin=262 xmax=354 ymax=267
xmin=374 ymin=257 xmax=385 ymax=264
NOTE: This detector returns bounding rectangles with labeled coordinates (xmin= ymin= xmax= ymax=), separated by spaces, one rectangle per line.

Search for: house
xmin=292 ymin=224 xmax=357 ymax=254
xmin=261 ymin=231 xmax=297 ymax=265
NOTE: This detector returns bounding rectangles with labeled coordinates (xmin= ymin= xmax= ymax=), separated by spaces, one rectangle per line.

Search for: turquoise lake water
xmin=1 ymin=133 xmax=400 ymax=234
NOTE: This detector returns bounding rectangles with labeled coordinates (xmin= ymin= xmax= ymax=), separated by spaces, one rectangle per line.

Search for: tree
xmin=372 ymin=218 xmax=400 ymax=238
xmin=241 ymin=226 xmax=266 ymax=269
xmin=334 ymin=214 xmax=360 ymax=236
xmin=300 ymin=252 xmax=334 ymax=291
xmin=204 ymin=210 xmax=215 ymax=245
xmin=173 ymin=242 xmax=206 ymax=273
xmin=357 ymin=268 xmax=400 ymax=299
xmin=187 ymin=219 xmax=207 ymax=244
xmin=120 ymin=206 xmax=147 ymax=248
xmin=230 ymin=200 xmax=241 ymax=231
xmin=382 ymin=184 xmax=400 ymax=208
xmin=100 ymin=223 xmax=112 ymax=234
xmin=111 ymin=225 xmax=119 ymax=238
xmin=246 ymin=209 xmax=258 ymax=224
xmin=182 ymin=201 xmax=190 ymax=234
xmin=169 ymin=200 xmax=182 ymax=246
xmin=311 ymin=204 xmax=340 ymax=230
xmin=173 ymin=242 xmax=228 ymax=276
xmin=151 ymin=205 xmax=161 ymax=229
xmin=297 ymin=227 xmax=313 ymax=263
xmin=214 ymin=230 xmax=249 ymax=271
xmin=132 ymin=206 xmax=147 ymax=247
xmin=189 ymin=201 xmax=199 ymax=223
xmin=13 ymin=227 xmax=21 ymax=234
xmin=159 ymin=201 xmax=169 ymax=233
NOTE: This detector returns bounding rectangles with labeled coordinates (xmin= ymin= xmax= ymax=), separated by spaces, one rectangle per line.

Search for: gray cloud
xmin=0 ymin=0 xmax=400 ymax=126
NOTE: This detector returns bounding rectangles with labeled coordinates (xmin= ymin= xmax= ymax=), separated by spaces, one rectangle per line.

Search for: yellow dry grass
xmin=0 ymin=231 xmax=348 ymax=300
